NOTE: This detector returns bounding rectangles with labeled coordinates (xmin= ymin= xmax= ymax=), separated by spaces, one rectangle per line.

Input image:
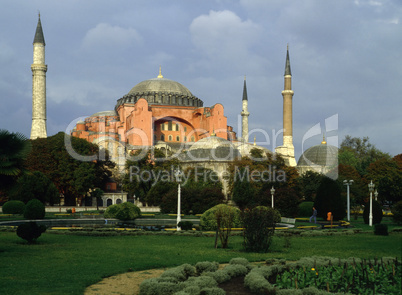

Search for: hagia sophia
xmin=29 ymin=15 xmax=338 ymax=205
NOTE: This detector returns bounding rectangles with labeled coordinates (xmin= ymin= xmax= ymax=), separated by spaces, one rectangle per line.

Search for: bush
xmin=391 ymin=200 xmax=402 ymax=224
xmin=298 ymin=202 xmax=314 ymax=217
xmin=2 ymin=200 xmax=25 ymax=214
xmin=363 ymin=200 xmax=383 ymax=224
xmin=104 ymin=202 xmax=141 ymax=221
xmin=241 ymin=206 xmax=278 ymax=253
xmin=202 ymin=270 xmax=231 ymax=284
xmin=16 ymin=222 xmax=46 ymax=243
xmin=199 ymin=204 xmax=241 ymax=231
xmin=23 ymin=199 xmax=45 ymax=219
xmin=222 ymin=264 xmax=248 ymax=278
xmin=178 ymin=221 xmax=193 ymax=231
xmin=314 ymin=177 xmax=345 ymax=220
xmin=374 ymin=224 xmax=388 ymax=236
xmin=195 ymin=261 xmax=219 ymax=274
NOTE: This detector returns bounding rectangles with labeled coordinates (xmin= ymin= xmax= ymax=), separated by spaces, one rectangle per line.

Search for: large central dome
xmin=128 ymin=77 xmax=193 ymax=97
xmin=115 ymin=69 xmax=203 ymax=109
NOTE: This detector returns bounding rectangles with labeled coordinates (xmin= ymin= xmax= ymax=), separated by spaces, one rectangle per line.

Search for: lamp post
xmin=368 ymin=180 xmax=375 ymax=227
xmin=270 ymin=186 xmax=275 ymax=208
xmin=343 ymin=180 xmax=354 ymax=222
xmin=174 ymin=168 xmax=183 ymax=231
xmin=374 ymin=190 xmax=378 ymax=201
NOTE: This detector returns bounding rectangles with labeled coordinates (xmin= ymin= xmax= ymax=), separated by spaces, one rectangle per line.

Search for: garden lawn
xmin=0 ymin=231 xmax=401 ymax=295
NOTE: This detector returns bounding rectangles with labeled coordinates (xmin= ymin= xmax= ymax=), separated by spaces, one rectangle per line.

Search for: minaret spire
xmin=241 ymin=75 xmax=249 ymax=142
xmin=157 ymin=65 xmax=163 ymax=78
xmin=30 ymin=14 xmax=48 ymax=139
xmin=275 ymin=44 xmax=296 ymax=166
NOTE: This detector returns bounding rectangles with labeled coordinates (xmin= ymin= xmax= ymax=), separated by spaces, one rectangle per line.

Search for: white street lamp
xmin=174 ymin=168 xmax=183 ymax=231
xmin=270 ymin=186 xmax=275 ymax=209
xmin=368 ymin=180 xmax=375 ymax=226
xmin=343 ymin=180 xmax=354 ymax=222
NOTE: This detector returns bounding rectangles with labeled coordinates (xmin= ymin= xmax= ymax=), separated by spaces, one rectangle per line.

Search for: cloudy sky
xmin=0 ymin=0 xmax=401 ymax=160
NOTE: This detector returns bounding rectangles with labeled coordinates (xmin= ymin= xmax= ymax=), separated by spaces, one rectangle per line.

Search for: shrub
xmin=391 ymin=200 xmax=402 ymax=224
xmin=195 ymin=261 xmax=219 ymax=274
xmin=374 ymin=224 xmax=388 ymax=236
xmin=23 ymin=199 xmax=45 ymax=219
xmin=363 ymin=200 xmax=383 ymax=224
xmin=241 ymin=206 xmax=278 ymax=252
xmin=202 ymin=270 xmax=230 ymax=284
xmin=104 ymin=202 xmax=141 ymax=221
xmin=2 ymin=200 xmax=25 ymax=214
xmin=178 ymin=221 xmax=193 ymax=231
xmin=199 ymin=204 xmax=241 ymax=231
xmin=16 ymin=222 xmax=46 ymax=243
xmin=222 ymin=264 xmax=248 ymax=278
xmin=298 ymin=201 xmax=314 ymax=217
xmin=179 ymin=276 xmax=217 ymax=289
xmin=198 ymin=287 xmax=225 ymax=295
xmin=244 ymin=270 xmax=274 ymax=293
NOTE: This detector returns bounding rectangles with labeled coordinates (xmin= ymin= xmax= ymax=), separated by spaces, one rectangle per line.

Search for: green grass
xmin=0 ymin=230 xmax=401 ymax=295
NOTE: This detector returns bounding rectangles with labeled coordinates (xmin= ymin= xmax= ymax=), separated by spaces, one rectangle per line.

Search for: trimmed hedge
xmin=16 ymin=222 xmax=46 ymax=243
xmin=23 ymin=199 xmax=45 ymax=219
xmin=2 ymin=200 xmax=25 ymax=214
xmin=104 ymin=202 xmax=141 ymax=221
xmin=199 ymin=204 xmax=242 ymax=231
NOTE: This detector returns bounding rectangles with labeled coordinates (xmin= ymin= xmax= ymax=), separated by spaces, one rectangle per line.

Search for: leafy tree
xmin=90 ymin=188 xmax=104 ymax=210
xmin=314 ymin=176 xmax=345 ymax=220
xmin=104 ymin=202 xmax=141 ymax=220
xmin=25 ymin=132 xmax=114 ymax=205
xmin=366 ymin=158 xmax=402 ymax=205
xmin=232 ymin=170 xmax=256 ymax=210
xmin=9 ymin=171 xmax=59 ymax=205
xmin=339 ymin=136 xmax=390 ymax=176
xmin=269 ymin=187 xmax=300 ymax=218
xmin=391 ymin=200 xmax=402 ymax=224
xmin=0 ymin=129 xmax=31 ymax=192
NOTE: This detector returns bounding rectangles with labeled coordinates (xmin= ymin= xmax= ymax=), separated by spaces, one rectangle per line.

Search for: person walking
xmin=310 ymin=207 xmax=317 ymax=223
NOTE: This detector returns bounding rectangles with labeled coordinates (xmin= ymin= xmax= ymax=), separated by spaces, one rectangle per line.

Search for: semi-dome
xmin=183 ymin=135 xmax=241 ymax=162
xmin=90 ymin=110 xmax=118 ymax=117
xmin=297 ymin=141 xmax=338 ymax=168
xmin=115 ymin=69 xmax=203 ymax=109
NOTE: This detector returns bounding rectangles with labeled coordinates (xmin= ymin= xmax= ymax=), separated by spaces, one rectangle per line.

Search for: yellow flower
xmin=316 ymin=272 xmax=318 ymax=275
xmin=311 ymin=268 xmax=315 ymax=271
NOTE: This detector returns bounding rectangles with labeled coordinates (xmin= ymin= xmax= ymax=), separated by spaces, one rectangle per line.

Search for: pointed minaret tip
xmin=242 ymin=75 xmax=248 ymax=101
xmin=321 ymin=134 xmax=327 ymax=144
xmin=284 ymin=44 xmax=291 ymax=76
xmin=157 ymin=65 xmax=163 ymax=78
xmin=33 ymin=13 xmax=45 ymax=45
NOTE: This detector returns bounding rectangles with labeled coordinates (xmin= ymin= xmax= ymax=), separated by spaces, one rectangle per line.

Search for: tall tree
xmin=339 ymin=136 xmax=390 ymax=176
xmin=25 ymin=132 xmax=114 ymax=205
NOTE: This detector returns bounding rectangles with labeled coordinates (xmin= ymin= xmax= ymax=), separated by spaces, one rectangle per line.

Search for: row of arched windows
xmin=154 ymin=134 xmax=195 ymax=142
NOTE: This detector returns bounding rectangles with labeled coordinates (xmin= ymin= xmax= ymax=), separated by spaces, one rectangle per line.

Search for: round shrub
xmin=23 ymin=199 xmax=45 ymax=219
xmin=199 ymin=204 xmax=241 ymax=230
xmin=104 ymin=202 xmax=141 ymax=220
xmin=363 ymin=200 xmax=383 ymax=224
xmin=2 ymin=200 xmax=25 ymax=214
xmin=178 ymin=221 xmax=193 ymax=231
xmin=298 ymin=201 xmax=314 ymax=217
xmin=16 ymin=222 xmax=46 ymax=243
xmin=391 ymin=200 xmax=402 ymax=224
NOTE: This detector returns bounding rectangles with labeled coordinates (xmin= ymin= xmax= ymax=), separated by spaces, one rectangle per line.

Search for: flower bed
xmin=139 ymin=257 xmax=401 ymax=295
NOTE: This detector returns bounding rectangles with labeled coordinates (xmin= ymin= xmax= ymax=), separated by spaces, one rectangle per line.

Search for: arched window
xmin=161 ymin=134 xmax=165 ymax=141
xmin=176 ymin=136 xmax=180 ymax=142
xmin=168 ymin=135 xmax=173 ymax=141
xmin=184 ymin=136 xmax=187 ymax=142
xmin=191 ymin=136 xmax=195 ymax=142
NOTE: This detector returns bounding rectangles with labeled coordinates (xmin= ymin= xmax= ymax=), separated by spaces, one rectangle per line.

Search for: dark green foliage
xmin=16 ymin=222 xmax=46 ymax=243
xmin=273 ymin=187 xmax=300 ymax=217
xmin=2 ymin=200 xmax=25 ymax=214
xmin=363 ymin=200 xmax=383 ymax=224
xmin=231 ymin=171 xmax=256 ymax=210
xmin=9 ymin=171 xmax=59 ymax=205
xmin=296 ymin=170 xmax=324 ymax=202
xmin=199 ymin=204 xmax=242 ymax=231
xmin=23 ymin=199 xmax=45 ymax=219
xmin=314 ymin=176 xmax=346 ymax=220
xmin=241 ymin=206 xmax=277 ymax=252
xmin=195 ymin=261 xmax=219 ymax=274
xmin=374 ymin=224 xmax=388 ymax=236
xmin=160 ymin=186 xmax=224 ymax=215
xmin=104 ymin=202 xmax=141 ymax=221
xmin=298 ymin=202 xmax=314 ymax=217
xmin=178 ymin=221 xmax=193 ymax=230
xmin=391 ymin=200 xmax=402 ymax=224
xmin=0 ymin=129 xmax=31 ymax=192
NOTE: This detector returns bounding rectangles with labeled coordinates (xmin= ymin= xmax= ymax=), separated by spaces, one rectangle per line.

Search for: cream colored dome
xmin=128 ymin=77 xmax=193 ymax=97
xmin=184 ymin=135 xmax=241 ymax=161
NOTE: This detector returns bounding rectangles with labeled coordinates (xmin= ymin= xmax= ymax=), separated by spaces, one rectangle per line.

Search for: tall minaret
xmin=30 ymin=13 xmax=47 ymax=139
xmin=276 ymin=45 xmax=296 ymax=166
xmin=241 ymin=76 xmax=249 ymax=142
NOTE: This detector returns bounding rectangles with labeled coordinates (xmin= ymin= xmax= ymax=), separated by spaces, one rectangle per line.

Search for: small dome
xmin=184 ymin=135 xmax=241 ymax=161
xmin=298 ymin=142 xmax=338 ymax=168
xmin=128 ymin=77 xmax=194 ymax=97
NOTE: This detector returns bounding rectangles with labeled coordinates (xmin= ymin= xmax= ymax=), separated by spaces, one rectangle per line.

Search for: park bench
xmin=280 ymin=217 xmax=296 ymax=224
